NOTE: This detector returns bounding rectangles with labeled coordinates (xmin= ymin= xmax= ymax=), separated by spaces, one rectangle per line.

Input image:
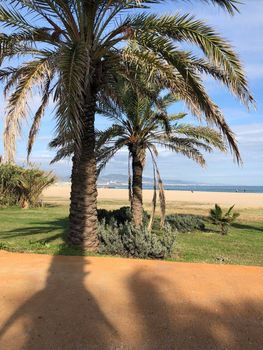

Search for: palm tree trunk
xmin=131 ymin=150 xmax=143 ymax=227
xmin=68 ymin=95 xmax=98 ymax=250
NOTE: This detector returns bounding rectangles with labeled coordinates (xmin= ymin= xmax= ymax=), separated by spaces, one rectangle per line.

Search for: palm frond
xmin=147 ymin=160 xmax=157 ymax=232
xmin=4 ymin=58 xmax=51 ymax=162
xmin=0 ymin=4 xmax=36 ymax=30
xmin=128 ymin=151 xmax=133 ymax=204
xmin=27 ymin=78 xmax=51 ymax=160
xmin=150 ymin=150 xmax=166 ymax=227
xmin=54 ymin=43 xmax=89 ymax=152
xmin=172 ymin=125 xmax=227 ymax=152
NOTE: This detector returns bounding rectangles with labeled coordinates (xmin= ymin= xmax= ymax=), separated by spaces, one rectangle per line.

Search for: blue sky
xmin=0 ymin=0 xmax=262 ymax=185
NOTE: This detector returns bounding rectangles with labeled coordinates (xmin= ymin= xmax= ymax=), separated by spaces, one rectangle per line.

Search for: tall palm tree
xmin=0 ymin=0 xmax=253 ymax=249
xmin=95 ymin=83 xmax=227 ymax=228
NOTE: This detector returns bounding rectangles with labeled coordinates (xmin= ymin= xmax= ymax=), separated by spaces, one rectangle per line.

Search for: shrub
xmin=165 ymin=214 xmax=205 ymax=232
xmin=98 ymin=220 xmax=176 ymax=259
xmin=0 ymin=164 xmax=56 ymax=208
xmin=0 ymin=163 xmax=20 ymax=206
xmin=97 ymin=206 xmax=149 ymax=225
xmin=208 ymin=204 xmax=240 ymax=235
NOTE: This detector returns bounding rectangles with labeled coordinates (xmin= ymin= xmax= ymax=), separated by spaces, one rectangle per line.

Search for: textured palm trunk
xmin=131 ymin=151 xmax=143 ymax=227
xmin=68 ymin=96 xmax=98 ymax=250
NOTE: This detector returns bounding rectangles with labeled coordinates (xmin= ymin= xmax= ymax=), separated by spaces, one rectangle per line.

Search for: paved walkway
xmin=0 ymin=251 xmax=262 ymax=349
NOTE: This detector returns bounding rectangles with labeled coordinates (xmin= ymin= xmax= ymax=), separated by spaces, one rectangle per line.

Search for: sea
xmin=163 ymin=185 xmax=263 ymax=193
xmin=98 ymin=183 xmax=263 ymax=194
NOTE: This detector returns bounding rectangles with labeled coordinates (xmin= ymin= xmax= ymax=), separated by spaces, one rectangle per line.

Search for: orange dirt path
xmin=0 ymin=251 xmax=263 ymax=350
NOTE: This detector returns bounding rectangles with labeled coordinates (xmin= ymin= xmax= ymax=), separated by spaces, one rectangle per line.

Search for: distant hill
xmin=97 ymin=173 xmax=201 ymax=186
xmin=57 ymin=173 xmax=250 ymax=188
xmin=58 ymin=173 xmax=202 ymax=185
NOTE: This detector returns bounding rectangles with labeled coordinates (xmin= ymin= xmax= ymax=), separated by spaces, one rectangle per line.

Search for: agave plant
xmin=209 ymin=204 xmax=240 ymax=235
xmin=94 ymin=82 xmax=227 ymax=230
xmin=0 ymin=0 xmax=253 ymax=249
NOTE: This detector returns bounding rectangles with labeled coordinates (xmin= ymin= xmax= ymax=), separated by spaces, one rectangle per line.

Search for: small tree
xmin=17 ymin=168 xmax=56 ymax=208
xmin=95 ymin=83 xmax=227 ymax=230
xmin=0 ymin=164 xmax=55 ymax=208
xmin=209 ymin=204 xmax=239 ymax=235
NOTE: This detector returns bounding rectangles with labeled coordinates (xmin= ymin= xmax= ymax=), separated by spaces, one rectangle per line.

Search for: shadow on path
xmin=0 ymin=253 xmax=263 ymax=349
xmin=0 ymin=252 xmax=119 ymax=349
xmin=128 ymin=268 xmax=263 ymax=350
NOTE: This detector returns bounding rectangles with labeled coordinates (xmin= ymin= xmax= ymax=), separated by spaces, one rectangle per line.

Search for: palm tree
xmin=208 ymin=204 xmax=240 ymax=235
xmin=95 ymin=83 xmax=227 ymax=229
xmin=0 ymin=0 xmax=253 ymax=249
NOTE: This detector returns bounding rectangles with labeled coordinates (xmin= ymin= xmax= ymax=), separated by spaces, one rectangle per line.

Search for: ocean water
xmin=100 ymin=184 xmax=263 ymax=194
xmin=163 ymin=185 xmax=263 ymax=193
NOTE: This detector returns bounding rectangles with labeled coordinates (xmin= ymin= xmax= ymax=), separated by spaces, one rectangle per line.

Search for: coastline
xmin=43 ymin=184 xmax=263 ymax=208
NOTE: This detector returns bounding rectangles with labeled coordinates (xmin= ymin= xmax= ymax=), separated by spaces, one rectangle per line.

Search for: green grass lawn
xmin=0 ymin=205 xmax=262 ymax=266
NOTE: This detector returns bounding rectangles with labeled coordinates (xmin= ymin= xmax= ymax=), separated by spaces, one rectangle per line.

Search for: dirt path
xmin=0 ymin=251 xmax=262 ymax=350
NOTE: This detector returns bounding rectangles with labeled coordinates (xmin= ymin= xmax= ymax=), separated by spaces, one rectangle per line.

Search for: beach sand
xmin=43 ymin=184 xmax=263 ymax=208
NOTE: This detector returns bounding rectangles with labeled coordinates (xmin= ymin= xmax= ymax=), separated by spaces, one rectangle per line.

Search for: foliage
xmin=208 ymin=204 xmax=240 ymax=235
xmin=0 ymin=0 xmax=253 ymax=247
xmin=0 ymin=163 xmax=18 ymax=206
xmin=97 ymin=206 xmax=149 ymax=225
xmin=0 ymin=164 xmax=55 ymax=208
xmin=0 ymin=205 xmax=262 ymax=265
xmin=0 ymin=1 xmax=253 ymax=164
xmin=165 ymin=214 xmax=206 ymax=232
xmin=98 ymin=220 xmax=176 ymax=259
xmin=96 ymin=83 xmax=227 ymax=228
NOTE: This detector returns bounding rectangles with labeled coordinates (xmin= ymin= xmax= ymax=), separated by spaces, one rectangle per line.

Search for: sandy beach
xmin=43 ymin=184 xmax=263 ymax=208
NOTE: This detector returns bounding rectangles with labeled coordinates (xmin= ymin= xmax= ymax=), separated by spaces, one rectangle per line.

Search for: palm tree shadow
xmin=232 ymin=222 xmax=263 ymax=233
xmin=128 ymin=268 xmax=263 ymax=350
xmin=0 ymin=251 xmax=119 ymax=349
xmin=0 ymin=218 xmax=69 ymax=243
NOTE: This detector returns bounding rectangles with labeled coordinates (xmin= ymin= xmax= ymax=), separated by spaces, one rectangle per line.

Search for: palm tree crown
xmin=97 ymin=87 xmax=226 ymax=171
xmin=0 ymin=0 xmax=252 ymax=162
xmin=96 ymin=83 xmax=227 ymax=227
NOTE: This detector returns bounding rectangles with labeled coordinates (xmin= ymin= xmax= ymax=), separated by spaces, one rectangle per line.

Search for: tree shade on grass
xmin=0 ymin=205 xmax=262 ymax=266
xmin=0 ymin=0 xmax=253 ymax=250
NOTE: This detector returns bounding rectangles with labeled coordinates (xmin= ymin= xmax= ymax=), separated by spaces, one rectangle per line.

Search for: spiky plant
xmin=209 ymin=204 xmax=240 ymax=235
xmin=16 ymin=168 xmax=56 ymax=208
xmin=0 ymin=0 xmax=253 ymax=249
xmin=94 ymin=83 xmax=227 ymax=229
xmin=0 ymin=164 xmax=55 ymax=208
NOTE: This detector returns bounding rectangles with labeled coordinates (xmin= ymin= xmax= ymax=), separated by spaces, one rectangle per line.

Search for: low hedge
xmin=98 ymin=220 xmax=176 ymax=259
xmin=97 ymin=206 xmax=149 ymax=225
xmin=165 ymin=214 xmax=206 ymax=232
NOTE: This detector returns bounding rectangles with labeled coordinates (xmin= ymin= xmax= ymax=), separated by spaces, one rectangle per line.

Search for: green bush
xmin=208 ymin=204 xmax=240 ymax=235
xmin=0 ymin=163 xmax=55 ymax=208
xmin=165 ymin=214 xmax=205 ymax=232
xmin=98 ymin=220 xmax=176 ymax=259
xmin=97 ymin=206 xmax=149 ymax=225
xmin=0 ymin=163 xmax=20 ymax=206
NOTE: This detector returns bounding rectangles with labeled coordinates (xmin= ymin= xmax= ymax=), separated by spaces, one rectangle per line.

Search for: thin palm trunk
xmin=68 ymin=95 xmax=98 ymax=249
xmin=131 ymin=150 xmax=143 ymax=227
